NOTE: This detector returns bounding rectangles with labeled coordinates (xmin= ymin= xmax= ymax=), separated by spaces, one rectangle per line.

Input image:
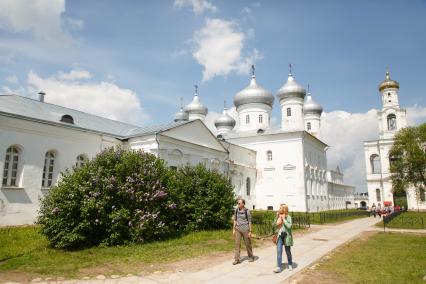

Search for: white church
xmin=364 ymin=70 xmax=426 ymax=211
xmin=0 ymin=66 xmax=356 ymax=226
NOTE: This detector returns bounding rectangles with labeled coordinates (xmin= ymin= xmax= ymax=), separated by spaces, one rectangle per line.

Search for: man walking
xmin=233 ymin=198 xmax=254 ymax=265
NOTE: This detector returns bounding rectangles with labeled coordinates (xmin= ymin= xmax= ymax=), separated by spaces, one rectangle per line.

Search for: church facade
xmin=363 ymin=70 xmax=426 ymax=211
xmin=1 ymin=67 xmax=356 ymax=226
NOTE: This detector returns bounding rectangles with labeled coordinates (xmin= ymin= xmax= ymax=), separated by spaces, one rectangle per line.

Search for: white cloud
xmin=171 ymin=49 xmax=188 ymax=58
xmin=57 ymin=69 xmax=92 ymax=81
xmin=2 ymin=69 xmax=149 ymax=126
xmin=5 ymin=75 xmax=18 ymax=84
xmin=406 ymin=105 xmax=426 ymax=125
xmin=66 ymin=17 xmax=84 ymax=30
xmin=192 ymin=18 xmax=262 ymax=81
xmin=0 ymin=0 xmax=82 ymax=45
xmin=174 ymin=0 xmax=217 ymax=15
xmin=320 ymin=106 xmax=426 ymax=192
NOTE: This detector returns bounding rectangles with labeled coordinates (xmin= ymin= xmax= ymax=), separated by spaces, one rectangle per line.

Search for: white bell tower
xmin=377 ymin=69 xmax=407 ymax=139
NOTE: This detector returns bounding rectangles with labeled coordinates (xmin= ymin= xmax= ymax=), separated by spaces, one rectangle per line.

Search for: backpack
xmin=235 ymin=208 xmax=248 ymax=220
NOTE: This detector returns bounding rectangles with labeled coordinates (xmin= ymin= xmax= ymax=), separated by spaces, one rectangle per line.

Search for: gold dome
xmin=379 ymin=69 xmax=399 ymax=92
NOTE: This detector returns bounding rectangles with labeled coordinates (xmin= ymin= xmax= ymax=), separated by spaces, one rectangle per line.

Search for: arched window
xmin=2 ymin=146 xmax=20 ymax=186
xmin=307 ymin=122 xmax=311 ymax=130
xmin=376 ymin=188 xmax=381 ymax=202
xmin=266 ymin=150 xmax=272 ymax=161
xmin=42 ymin=151 xmax=56 ymax=188
xmin=246 ymin=115 xmax=250 ymax=124
xmin=246 ymin=177 xmax=251 ymax=196
xmin=60 ymin=114 xmax=74 ymax=124
xmin=75 ymin=154 xmax=88 ymax=168
xmin=286 ymin=107 xmax=291 ymax=117
xmin=258 ymin=114 xmax=263 ymax=123
xmin=370 ymin=154 xmax=381 ymax=174
xmin=387 ymin=114 xmax=397 ymax=131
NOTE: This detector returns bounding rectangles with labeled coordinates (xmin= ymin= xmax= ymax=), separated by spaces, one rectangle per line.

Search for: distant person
xmin=371 ymin=203 xmax=377 ymax=218
xmin=377 ymin=203 xmax=382 ymax=218
xmin=274 ymin=203 xmax=293 ymax=273
xmin=232 ymin=198 xmax=254 ymax=265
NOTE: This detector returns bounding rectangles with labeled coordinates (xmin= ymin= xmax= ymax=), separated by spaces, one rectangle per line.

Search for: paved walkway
xmin=15 ymin=217 xmax=381 ymax=284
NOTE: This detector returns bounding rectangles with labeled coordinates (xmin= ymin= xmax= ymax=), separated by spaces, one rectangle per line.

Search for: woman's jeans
xmin=277 ymin=234 xmax=292 ymax=268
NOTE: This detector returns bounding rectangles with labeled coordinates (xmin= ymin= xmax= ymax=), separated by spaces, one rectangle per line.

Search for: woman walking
xmin=274 ymin=203 xmax=293 ymax=273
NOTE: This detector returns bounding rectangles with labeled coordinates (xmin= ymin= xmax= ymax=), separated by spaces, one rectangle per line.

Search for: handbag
xmin=273 ymin=231 xmax=287 ymax=244
xmin=272 ymin=234 xmax=278 ymax=244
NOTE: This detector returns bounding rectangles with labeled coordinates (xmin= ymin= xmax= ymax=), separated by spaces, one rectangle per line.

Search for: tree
xmin=389 ymin=123 xmax=426 ymax=210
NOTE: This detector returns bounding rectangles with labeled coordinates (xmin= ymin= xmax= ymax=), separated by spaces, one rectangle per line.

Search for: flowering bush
xmin=38 ymin=148 xmax=176 ymax=249
xmin=168 ymin=165 xmax=235 ymax=231
xmin=38 ymin=148 xmax=236 ymax=249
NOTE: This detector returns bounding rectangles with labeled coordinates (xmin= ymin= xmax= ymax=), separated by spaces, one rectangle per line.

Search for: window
xmin=420 ymin=188 xmax=425 ymax=202
xmin=75 ymin=154 xmax=87 ymax=168
xmin=60 ymin=114 xmax=74 ymax=124
xmin=387 ymin=114 xmax=397 ymax=131
xmin=42 ymin=151 xmax=56 ymax=188
xmin=246 ymin=177 xmax=251 ymax=196
xmin=286 ymin=107 xmax=291 ymax=117
xmin=307 ymin=122 xmax=311 ymax=130
xmin=259 ymin=114 xmax=263 ymax=123
xmin=376 ymin=188 xmax=381 ymax=202
xmin=2 ymin=146 xmax=20 ymax=186
xmin=246 ymin=115 xmax=250 ymax=124
xmin=267 ymin=150 xmax=272 ymax=161
xmin=370 ymin=154 xmax=381 ymax=174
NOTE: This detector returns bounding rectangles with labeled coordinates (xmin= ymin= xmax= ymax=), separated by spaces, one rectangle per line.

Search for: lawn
xmin=298 ymin=232 xmax=426 ymax=283
xmin=377 ymin=211 xmax=426 ymax=229
xmin=0 ymin=226 xmax=248 ymax=281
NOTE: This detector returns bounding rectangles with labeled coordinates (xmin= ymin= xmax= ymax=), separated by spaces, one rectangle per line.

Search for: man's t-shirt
xmin=234 ymin=208 xmax=251 ymax=232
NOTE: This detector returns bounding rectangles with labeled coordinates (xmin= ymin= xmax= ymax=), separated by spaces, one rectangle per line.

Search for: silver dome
xmin=277 ymin=74 xmax=306 ymax=101
xmin=174 ymin=107 xmax=189 ymax=122
xmin=233 ymin=67 xmax=274 ymax=108
xmin=183 ymin=86 xmax=208 ymax=115
xmin=214 ymin=108 xmax=236 ymax=128
xmin=303 ymin=94 xmax=323 ymax=115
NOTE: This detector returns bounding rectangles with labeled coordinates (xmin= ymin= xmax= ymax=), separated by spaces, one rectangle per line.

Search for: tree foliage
xmin=168 ymin=165 xmax=235 ymax=231
xmin=37 ymin=148 xmax=236 ymax=249
xmin=389 ymin=123 xmax=426 ymax=202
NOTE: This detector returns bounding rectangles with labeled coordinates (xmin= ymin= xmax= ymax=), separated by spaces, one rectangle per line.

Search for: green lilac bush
xmin=167 ymin=165 xmax=235 ymax=231
xmin=38 ymin=148 xmax=236 ymax=249
xmin=38 ymin=148 xmax=176 ymax=249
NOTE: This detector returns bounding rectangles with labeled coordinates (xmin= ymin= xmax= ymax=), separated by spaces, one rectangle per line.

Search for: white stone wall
xmin=225 ymin=142 xmax=257 ymax=209
xmin=304 ymin=135 xmax=328 ymax=212
xmin=236 ymin=103 xmax=272 ymax=132
xmin=280 ymin=97 xmax=304 ymax=131
xmin=304 ymin=113 xmax=321 ymax=137
xmin=0 ymin=116 xmax=121 ymax=226
xmin=228 ymin=132 xmax=306 ymax=212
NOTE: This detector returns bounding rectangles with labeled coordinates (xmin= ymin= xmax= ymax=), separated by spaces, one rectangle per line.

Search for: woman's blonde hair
xmin=279 ymin=203 xmax=288 ymax=214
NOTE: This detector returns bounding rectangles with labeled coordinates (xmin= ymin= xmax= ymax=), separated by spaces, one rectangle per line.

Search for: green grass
xmin=316 ymin=232 xmax=426 ymax=283
xmin=0 ymin=226 xmax=243 ymax=279
xmin=377 ymin=211 xmax=426 ymax=229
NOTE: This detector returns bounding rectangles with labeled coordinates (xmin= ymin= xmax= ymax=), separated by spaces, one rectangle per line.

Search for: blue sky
xmin=0 ymin=0 xmax=425 ymax=191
